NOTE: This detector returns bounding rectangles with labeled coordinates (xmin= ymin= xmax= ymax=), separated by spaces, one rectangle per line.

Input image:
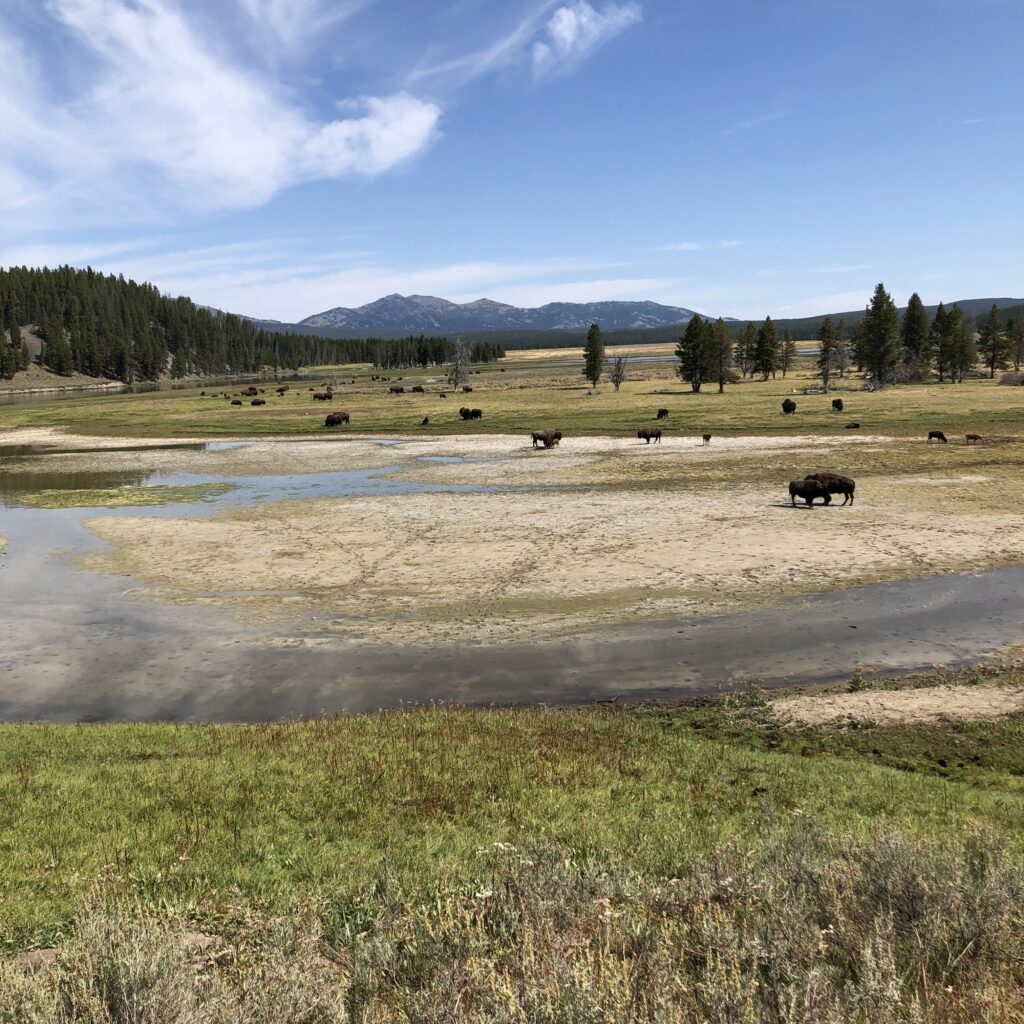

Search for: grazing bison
xmin=805 ymin=472 xmax=855 ymax=505
xmin=470 ymin=408 xmax=482 ymax=419
xmin=313 ymin=392 xmax=333 ymax=401
xmin=702 ymin=434 xmax=711 ymax=446
xmin=966 ymin=433 xmax=981 ymax=444
xmin=324 ymin=411 xmax=350 ymax=427
xmin=462 ymin=385 xmax=473 ymax=393
xmin=782 ymin=398 xmax=797 ymax=415
xmin=230 ymin=399 xmax=242 ymax=406
xmin=459 ymin=406 xmax=472 ymax=420
xmin=845 ymin=422 xmax=860 ymax=429
xmin=832 ymin=398 xmax=844 ymax=412
xmin=438 ymin=392 xmax=447 ymax=399
xmin=250 ymin=398 xmax=266 ymax=406
xmin=411 ymin=385 xmax=425 ymax=393
xmin=421 ymin=416 xmax=429 ymax=426
xmin=200 ymin=390 xmax=206 ymax=396
xmin=927 ymin=430 xmax=948 ymax=444
xmin=389 ymin=385 xmax=405 ymax=394
xmin=532 ymin=429 xmax=562 ymax=449
xmin=789 ymin=479 xmax=831 ymax=507
xmin=637 ymin=428 xmax=662 ymax=444
xmin=656 ymin=408 xmax=669 ymax=420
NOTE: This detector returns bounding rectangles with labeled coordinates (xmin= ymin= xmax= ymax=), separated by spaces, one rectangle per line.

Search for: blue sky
xmin=0 ymin=0 xmax=1021 ymax=321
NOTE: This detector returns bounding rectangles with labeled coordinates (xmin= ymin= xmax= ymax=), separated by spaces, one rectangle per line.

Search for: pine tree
xmin=752 ymin=316 xmax=779 ymax=381
xmin=780 ymin=329 xmax=797 ymax=378
xmin=945 ymin=304 xmax=977 ymax=383
xmin=1009 ymin=318 xmax=1024 ymax=371
xmin=932 ymin=303 xmax=951 ymax=382
xmin=834 ymin=319 xmax=850 ymax=377
xmin=582 ymin=322 xmax=604 ymax=388
xmin=817 ymin=315 xmax=837 ymax=389
xmin=977 ymin=304 xmax=1009 ymax=378
xmin=859 ymin=283 xmax=902 ymax=387
xmin=675 ymin=315 xmax=712 ymax=392
xmin=710 ymin=317 xmax=733 ymax=393
xmin=734 ymin=322 xmax=755 ymax=377
xmin=901 ymin=292 xmax=932 ymax=378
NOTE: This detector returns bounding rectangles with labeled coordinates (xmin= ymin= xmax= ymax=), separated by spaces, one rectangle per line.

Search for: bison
xmin=966 ymin=433 xmax=981 ymax=444
xmin=324 ymin=411 xmax=350 ymax=426
xmin=411 ymin=385 xmax=425 ymax=393
xmin=313 ymin=392 xmax=333 ymax=401
xmin=459 ymin=406 xmax=472 ymax=420
xmin=471 ymin=408 xmax=482 ymax=419
xmin=532 ymin=429 xmax=562 ymax=449
xmin=789 ymin=479 xmax=831 ymax=507
xmin=389 ymin=385 xmax=405 ymax=395
xmin=438 ymin=392 xmax=447 ymax=399
xmin=250 ymin=398 xmax=266 ymax=406
xmin=702 ymin=434 xmax=711 ymax=446
xmin=832 ymin=398 xmax=844 ymax=412
xmin=782 ymin=398 xmax=797 ymax=415
xmin=805 ymin=472 xmax=855 ymax=505
xmin=637 ymin=428 xmax=662 ymax=444
xmin=845 ymin=422 xmax=860 ymax=429
xmin=927 ymin=430 xmax=948 ymax=444
xmin=421 ymin=416 xmax=429 ymax=426
xmin=462 ymin=385 xmax=473 ymax=393
xmin=656 ymin=408 xmax=669 ymax=420
xmin=230 ymin=399 xmax=242 ymax=406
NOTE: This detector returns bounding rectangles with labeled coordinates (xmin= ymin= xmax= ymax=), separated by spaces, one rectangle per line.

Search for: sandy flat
xmin=80 ymin=432 xmax=1024 ymax=644
xmin=774 ymin=684 xmax=1024 ymax=726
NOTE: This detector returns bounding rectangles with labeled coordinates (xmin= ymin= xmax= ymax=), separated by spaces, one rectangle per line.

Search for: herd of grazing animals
xmin=201 ymin=379 xmax=983 ymax=507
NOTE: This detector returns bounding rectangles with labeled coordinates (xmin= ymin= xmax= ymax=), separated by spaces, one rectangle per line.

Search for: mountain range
xmin=295 ymin=294 xmax=704 ymax=333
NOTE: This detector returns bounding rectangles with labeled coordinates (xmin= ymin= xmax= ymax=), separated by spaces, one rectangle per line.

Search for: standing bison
xmin=927 ymin=430 xmax=948 ymax=443
xmin=637 ymin=428 xmax=662 ymax=444
xmin=805 ymin=472 xmax=855 ymax=505
xmin=782 ymin=399 xmax=797 ymax=415
xmin=832 ymin=398 xmax=844 ymax=412
xmin=389 ymin=385 xmax=405 ymax=395
xmin=250 ymin=398 xmax=266 ymax=406
xmin=656 ymin=408 xmax=669 ymax=420
xmin=313 ymin=392 xmax=332 ymax=401
xmin=324 ymin=411 xmax=350 ymax=426
xmin=531 ymin=429 xmax=562 ymax=449
xmin=789 ymin=479 xmax=831 ymax=506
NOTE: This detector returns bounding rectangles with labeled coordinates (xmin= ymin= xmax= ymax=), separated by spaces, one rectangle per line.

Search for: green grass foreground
xmin=3 ymin=667 xmax=1024 ymax=953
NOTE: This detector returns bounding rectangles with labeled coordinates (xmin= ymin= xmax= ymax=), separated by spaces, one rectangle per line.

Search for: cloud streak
xmin=0 ymin=0 xmax=440 ymax=219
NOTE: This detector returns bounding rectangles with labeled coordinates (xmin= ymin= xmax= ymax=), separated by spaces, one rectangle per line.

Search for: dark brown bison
xmin=462 ymin=385 xmax=473 ymax=393
xmin=438 ymin=392 xmax=447 ymax=399
xmin=789 ymin=479 xmax=831 ymax=506
xmin=230 ymin=399 xmax=242 ymax=406
xmin=313 ymin=392 xmax=332 ymax=401
xmin=656 ymin=408 xmax=669 ymax=420
xmin=421 ymin=416 xmax=429 ymax=426
xmin=782 ymin=398 xmax=797 ymax=415
xmin=637 ymin=428 xmax=662 ymax=444
xmin=966 ymin=433 xmax=981 ymax=444
xmin=832 ymin=398 xmax=844 ymax=412
xmin=702 ymin=434 xmax=711 ymax=446
xmin=927 ymin=430 xmax=948 ymax=443
xmin=470 ymin=408 xmax=482 ymax=419
xmin=389 ymin=385 xmax=405 ymax=394
xmin=459 ymin=406 xmax=472 ymax=420
xmin=200 ymin=390 xmax=206 ymax=396
xmin=532 ymin=429 xmax=562 ymax=448
xmin=805 ymin=472 xmax=855 ymax=505
xmin=845 ymin=422 xmax=860 ymax=429
xmin=250 ymin=398 xmax=266 ymax=406
xmin=411 ymin=385 xmax=425 ymax=393
xmin=324 ymin=411 xmax=350 ymax=426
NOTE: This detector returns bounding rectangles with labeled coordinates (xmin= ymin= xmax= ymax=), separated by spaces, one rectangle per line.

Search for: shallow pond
xmin=1 ymin=439 xmax=1021 ymax=721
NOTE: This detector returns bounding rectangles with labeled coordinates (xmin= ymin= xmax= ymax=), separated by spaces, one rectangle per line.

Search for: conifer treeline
xmin=0 ymin=266 xmax=503 ymax=381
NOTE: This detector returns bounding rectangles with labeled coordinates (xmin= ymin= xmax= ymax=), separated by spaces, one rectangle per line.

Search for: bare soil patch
xmin=774 ymin=683 xmax=1024 ymax=726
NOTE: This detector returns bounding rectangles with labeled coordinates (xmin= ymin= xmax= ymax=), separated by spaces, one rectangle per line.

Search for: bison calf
xmin=789 ymin=479 xmax=831 ymax=507
xmin=965 ymin=433 xmax=981 ymax=444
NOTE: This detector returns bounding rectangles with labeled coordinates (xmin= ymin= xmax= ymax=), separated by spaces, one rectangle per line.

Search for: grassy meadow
xmin=2 ymin=349 xmax=1023 ymax=440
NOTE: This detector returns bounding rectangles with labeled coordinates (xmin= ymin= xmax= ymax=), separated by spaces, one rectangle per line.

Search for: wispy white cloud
xmin=722 ymin=111 xmax=787 ymax=136
xmin=532 ymin=1 xmax=641 ymax=77
xmin=661 ymin=240 xmax=746 ymax=252
xmin=237 ymin=0 xmax=370 ymax=47
xmin=958 ymin=113 xmax=1023 ymax=125
xmin=0 ymin=0 xmax=440 ymax=220
xmin=410 ymin=0 xmax=640 ymax=87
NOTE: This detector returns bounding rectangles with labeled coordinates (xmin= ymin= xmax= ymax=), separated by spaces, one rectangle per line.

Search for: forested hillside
xmin=0 ymin=267 xmax=502 ymax=382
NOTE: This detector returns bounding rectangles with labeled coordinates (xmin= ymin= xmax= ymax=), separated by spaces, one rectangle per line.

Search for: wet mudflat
xmin=2 ymin=437 xmax=1023 ymax=722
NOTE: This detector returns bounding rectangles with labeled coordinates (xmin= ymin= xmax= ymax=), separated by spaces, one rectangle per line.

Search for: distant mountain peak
xmin=299 ymin=294 xmax=701 ymax=332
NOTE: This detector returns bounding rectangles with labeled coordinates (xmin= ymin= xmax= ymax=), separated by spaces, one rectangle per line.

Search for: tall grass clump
xmin=3 ymin=823 xmax=1022 ymax=1023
